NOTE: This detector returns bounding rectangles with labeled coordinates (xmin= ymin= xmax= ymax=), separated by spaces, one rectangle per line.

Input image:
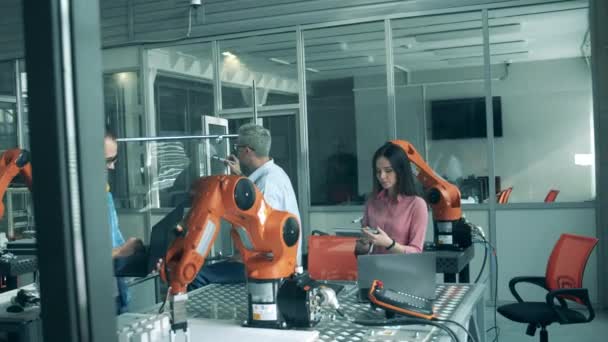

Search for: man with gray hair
xmin=187 ymin=124 xmax=302 ymax=289
xmin=226 ymin=123 xmax=302 ymax=264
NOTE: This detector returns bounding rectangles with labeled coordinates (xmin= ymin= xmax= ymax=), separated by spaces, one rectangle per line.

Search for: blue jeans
xmin=116 ymin=277 xmax=129 ymax=314
xmin=188 ymin=261 xmax=246 ymax=291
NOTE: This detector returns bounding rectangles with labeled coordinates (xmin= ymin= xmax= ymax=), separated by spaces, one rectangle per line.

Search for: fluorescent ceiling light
xmin=394 ymin=65 xmax=409 ymax=73
xmin=222 ymin=51 xmax=236 ymax=58
xmin=306 ymin=67 xmax=320 ymax=73
xmin=574 ymin=153 xmax=594 ymax=166
xmin=269 ymin=57 xmax=290 ymax=65
xmin=443 ymin=51 xmax=528 ymax=65
xmin=415 ymin=23 xmax=521 ymax=43
xmin=433 ymin=40 xmax=527 ymax=57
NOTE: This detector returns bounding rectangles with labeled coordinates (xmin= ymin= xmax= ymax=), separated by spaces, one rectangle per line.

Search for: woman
xmin=355 ymin=141 xmax=428 ymax=255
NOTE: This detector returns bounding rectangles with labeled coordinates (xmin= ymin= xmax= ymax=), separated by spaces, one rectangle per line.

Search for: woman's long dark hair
xmin=372 ymin=142 xmax=419 ymax=197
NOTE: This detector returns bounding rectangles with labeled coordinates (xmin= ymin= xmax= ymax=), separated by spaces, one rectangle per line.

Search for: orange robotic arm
xmin=390 ymin=140 xmax=461 ymax=221
xmin=160 ymin=175 xmax=299 ymax=293
xmin=159 ymin=175 xmax=300 ymax=334
xmin=389 ymin=140 xmax=473 ymax=251
xmin=0 ymin=149 xmax=32 ymax=220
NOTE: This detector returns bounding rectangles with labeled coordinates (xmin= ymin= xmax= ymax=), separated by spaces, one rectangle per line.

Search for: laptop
xmin=114 ymin=199 xmax=189 ymax=277
xmin=357 ymin=252 xmax=436 ymax=302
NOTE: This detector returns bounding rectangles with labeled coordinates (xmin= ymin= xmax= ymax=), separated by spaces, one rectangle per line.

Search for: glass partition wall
xmin=304 ymin=22 xmax=389 ymax=206
xmin=101 ymin=0 xmax=592 ymax=214
xmin=391 ymin=12 xmax=489 ymax=204
xmin=0 ymin=60 xmax=33 ymax=240
xmin=88 ymin=2 xmax=594 ymax=279
xmin=489 ymin=3 xmax=593 ymax=203
xmin=220 ymin=32 xmax=299 ymax=109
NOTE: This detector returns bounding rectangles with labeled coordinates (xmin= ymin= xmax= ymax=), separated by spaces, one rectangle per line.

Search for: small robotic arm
xmin=159 ymin=175 xmax=300 ymax=336
xmin=0 ymin=149 xmax=32 ymax=221
xmin=390 ymin=140 xmax=461 ymax=221
xmin=390 ymin=140 xmax=471 ymax=250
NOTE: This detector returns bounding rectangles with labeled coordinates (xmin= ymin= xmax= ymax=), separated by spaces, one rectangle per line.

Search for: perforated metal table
xmin=144 ymin=282 xmax=486 ymax=342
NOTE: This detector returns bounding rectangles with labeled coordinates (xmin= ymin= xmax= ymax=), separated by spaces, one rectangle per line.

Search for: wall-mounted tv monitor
xmin=430 ymin=97 xmax=502 ymax=140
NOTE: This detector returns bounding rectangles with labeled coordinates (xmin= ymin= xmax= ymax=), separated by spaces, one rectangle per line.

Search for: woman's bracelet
xmin=386 ymin=239 xmax=396 ymax=250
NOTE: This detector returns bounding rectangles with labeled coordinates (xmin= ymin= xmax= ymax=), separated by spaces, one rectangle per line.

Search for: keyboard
xmin=368 ymin=280 xmax=434 ymax=320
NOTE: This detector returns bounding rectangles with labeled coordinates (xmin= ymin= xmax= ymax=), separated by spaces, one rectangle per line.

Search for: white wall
xmin=103 ymin=47 xmax=140 ymax=71
xmin=425 ymin=58 xmax=593 ymax=202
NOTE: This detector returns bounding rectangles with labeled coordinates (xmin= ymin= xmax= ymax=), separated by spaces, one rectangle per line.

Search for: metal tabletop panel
xmin=145 ymin=282 xmax=484 ymax=342
xmin=0 ymin=255 xmax=37 ymax=277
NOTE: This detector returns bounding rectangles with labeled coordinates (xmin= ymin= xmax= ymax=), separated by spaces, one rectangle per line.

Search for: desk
xmin=0 ymin=285 xmax=41 ymax=342
xmin=0 ymin=255 xmax=37 ymax=293
xmin=138 ymin=282 xmax=486 ymax=342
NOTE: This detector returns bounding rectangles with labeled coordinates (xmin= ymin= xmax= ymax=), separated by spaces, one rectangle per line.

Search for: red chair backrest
xmin=545 ymin=233 xmax=598 ymax=302
xmin=545 ymin=189 xmax=560 ymax=203
xmin=308 ymin=235 xmax=358 ymax=281
xmin=497 ymin=187 xmax=513 ymax=204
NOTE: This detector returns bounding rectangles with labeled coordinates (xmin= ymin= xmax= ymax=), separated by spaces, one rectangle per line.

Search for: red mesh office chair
xmin=308 ymin=235 xmax=358 ymax=281
xmin=497 ymin=233 xmax=598 ymax=342
xmin=544 ymin=189 xmax=560 ymax=203
xmin=497 ymin=187 xmax=513 ymax=204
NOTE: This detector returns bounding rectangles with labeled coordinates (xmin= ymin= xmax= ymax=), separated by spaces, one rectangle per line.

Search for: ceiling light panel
xmin=414 ymin=23 xmax=521 ymax=42
xmin=443 ymin=51 xmax=529 ymax=65
xmin=433 ymin=40 xmax=527 ymax=57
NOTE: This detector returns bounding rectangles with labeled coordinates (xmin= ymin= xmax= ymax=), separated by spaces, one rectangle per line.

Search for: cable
xmin=158 ymin=285 xmax=171 ymax=314
xmin=472 ymin=235 xmax=500 ymax=342
xmin=473 ymin=239 xmax=488 ymax=283
xmin=481 ymin=238 xmax=500 ymax=342
xmin=355 ymin=318 xmax=460 ymax=342
xmin=434 ymin=318 xmax=478 ymax=342
xmin=158 ymin=260 xmax=172 ymax=314
xmin=491 ymin=243 xmax=500 ymax=342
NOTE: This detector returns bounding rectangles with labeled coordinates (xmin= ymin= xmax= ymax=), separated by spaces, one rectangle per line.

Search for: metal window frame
xmin=589 ymin=0 xmax=607 ymax=309
xmin=482 ymin=7 xmax=499 ymax=305
xmin=22 ymin=0 xmax=116 ymax=340
xmin=15 ymin=59 xmax=25 ymax=148
xmin=384 ymin=18 xmax=397 ymax=140
xmin=296 ymin=27 xmax=312 ymax=252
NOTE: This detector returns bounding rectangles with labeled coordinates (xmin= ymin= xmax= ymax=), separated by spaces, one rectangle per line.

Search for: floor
xmin=483 ymin=306 xmax=608 ymax=342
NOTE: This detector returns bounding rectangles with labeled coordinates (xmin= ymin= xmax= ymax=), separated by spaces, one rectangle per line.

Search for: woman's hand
xmin=361 ymin=226 xmax=393 ymax=249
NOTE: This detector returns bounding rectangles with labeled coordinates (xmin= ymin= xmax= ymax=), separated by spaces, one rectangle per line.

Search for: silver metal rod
xmin=7 ymin=189 xmax=14 ymax=239
xmin=384 ymin=18 xmax=397 ymax=140
xmin=116 ymin=134 xmax=238 ymax=142
xmin=212 ymin=40 xmax=222 ymax=114
xmin=252 ymin=79 xmax=258 ymax=123
xmin=15 ymin=60 xmax=25 ymax=148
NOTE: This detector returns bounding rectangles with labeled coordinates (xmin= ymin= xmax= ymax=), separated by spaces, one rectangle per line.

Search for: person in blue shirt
xmin=105 ymin=131 xmax=143 ymax=313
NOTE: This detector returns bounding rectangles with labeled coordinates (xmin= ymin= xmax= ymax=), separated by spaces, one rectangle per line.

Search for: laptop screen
xmin=357 ymin=252 xmax=436 ymax=301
